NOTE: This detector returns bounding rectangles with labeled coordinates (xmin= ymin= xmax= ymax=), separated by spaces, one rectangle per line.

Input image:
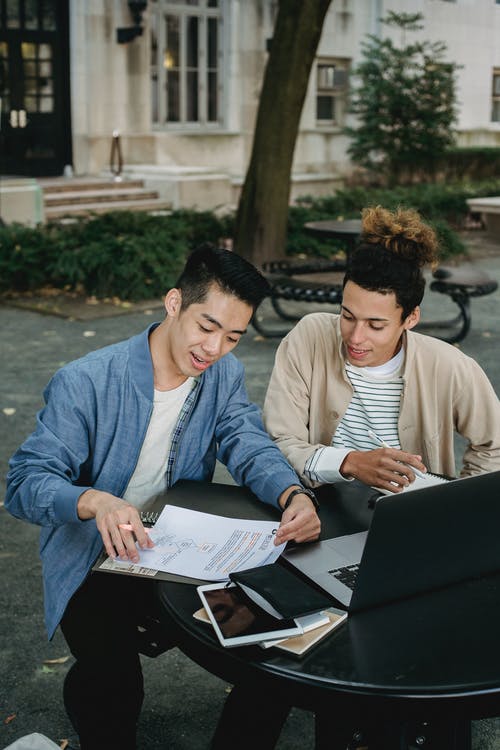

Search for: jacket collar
xmin=128 ymin=323 xmax=160 ymax=400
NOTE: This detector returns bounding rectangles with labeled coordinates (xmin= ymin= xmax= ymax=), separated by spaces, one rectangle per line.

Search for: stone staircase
xmin=39 ymin=177 xmax=172 ymax=220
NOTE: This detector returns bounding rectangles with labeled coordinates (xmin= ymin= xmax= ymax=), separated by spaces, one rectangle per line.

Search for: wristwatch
xmin=283 ymin=487 xmax=319 ymax=511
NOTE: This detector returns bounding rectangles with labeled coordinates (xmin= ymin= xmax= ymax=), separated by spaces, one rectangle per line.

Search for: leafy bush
xmin=0 ymin=224 xmax=60 ymax=292
xmin=0 ymin=181 xmax=495 ymax=298
xmin=0 ymin=210 xmax=232 ymax=300
xmin=438 ymin=147 xmax=500 ymax=182
xmin=287 ymin=180 xmax=500 ymax=260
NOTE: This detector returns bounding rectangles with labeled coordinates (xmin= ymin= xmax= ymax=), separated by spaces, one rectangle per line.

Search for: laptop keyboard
xmin=140 ymin=510 xmax=160 ymax=527
xmin=328 ymin=564 xmax=359 ymax=590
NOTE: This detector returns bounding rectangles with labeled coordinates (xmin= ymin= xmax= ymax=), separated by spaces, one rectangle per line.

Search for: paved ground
xmin=1 ymin=231 xmax=500 ymax=749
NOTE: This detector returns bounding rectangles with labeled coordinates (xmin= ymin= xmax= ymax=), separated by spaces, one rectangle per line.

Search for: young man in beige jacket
xmin=264 ymin=206 xmax=500 ymax=494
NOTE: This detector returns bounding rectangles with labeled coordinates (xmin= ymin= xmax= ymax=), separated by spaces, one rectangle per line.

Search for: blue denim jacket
xmin=5 ymin=325 xmax=301 ymax=638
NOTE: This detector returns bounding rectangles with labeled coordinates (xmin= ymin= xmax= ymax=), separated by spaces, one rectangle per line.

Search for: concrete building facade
xmin=1 ymin=0 xmax=500 ymax=212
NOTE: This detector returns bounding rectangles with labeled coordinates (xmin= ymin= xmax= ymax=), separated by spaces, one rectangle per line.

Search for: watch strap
xmin=283 ymin=487 xmax=319 ymax=511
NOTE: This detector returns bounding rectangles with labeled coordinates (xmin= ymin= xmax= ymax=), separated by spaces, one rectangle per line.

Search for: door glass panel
xmin=40 ymin=95 xmax=53 ymax=112
xmin=6 ymin=0 xmax=21 ymax=28
xmin=23 ymin=59 xmax=37 ymax=77
xmin=25 ymin=94 xmax=37 ymax=111
xmin=39 ymin=60 xmax=51 ymax=76
xmin=24 ymin=0 xmax=40 ymax=29
xmin=24 ymin=74 xmax=37 ymax=94
xmin=38 ymin=43 xmax=51 ymax=59
xmin=21 ymin=41 xmax=37 ymax=59
xmin=0 ymin=42 xmax=9 ymax=98
xmin=41 ymin=0 xmax=57 ymax=30
xmin=40 ymin=76 xmax=52 ymax=94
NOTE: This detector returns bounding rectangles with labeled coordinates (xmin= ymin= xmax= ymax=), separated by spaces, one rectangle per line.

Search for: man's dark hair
xmin=175 ymin=244 xmax=271 ymax=312
xmin=344 ymin=206 xmax=439 ymax=320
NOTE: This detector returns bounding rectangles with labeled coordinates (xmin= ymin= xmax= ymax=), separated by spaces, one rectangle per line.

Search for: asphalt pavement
xmin=1 ymin=234 xmax=500 ymax=750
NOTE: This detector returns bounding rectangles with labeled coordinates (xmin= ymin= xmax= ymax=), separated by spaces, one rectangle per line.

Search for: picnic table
xmin=252 ymin=223 xmax=497 ymax=343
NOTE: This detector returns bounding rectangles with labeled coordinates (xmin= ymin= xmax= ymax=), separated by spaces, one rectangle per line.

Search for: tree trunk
xmin=233 ymin=0 xmax=332 ymax=269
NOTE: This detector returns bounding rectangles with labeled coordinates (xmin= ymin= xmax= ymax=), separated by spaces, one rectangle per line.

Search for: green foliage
xmin=0 ymin=210 xmax=232 ymax=300
xmin=0 ymin=224 xmax=59 ymax=292
xmin=0 ymin=180 xmax=495 ymax=298
xmin=345 ymin=12 xmax=459 ymax=184
xmin=288 ymin=179 xmax=500 ymax=260
xmin=438 ymin=147 xmax=500 ymax=182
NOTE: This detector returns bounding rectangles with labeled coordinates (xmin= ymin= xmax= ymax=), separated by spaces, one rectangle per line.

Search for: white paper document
xmin=109 ymin=505 xmax=285 ymax=581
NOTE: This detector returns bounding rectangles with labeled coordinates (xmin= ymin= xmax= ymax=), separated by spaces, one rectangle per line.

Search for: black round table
xmin=304 ymin=219 xmax=362 ymax=256
xmin=157 ymin=481 xmax=500 ymax=749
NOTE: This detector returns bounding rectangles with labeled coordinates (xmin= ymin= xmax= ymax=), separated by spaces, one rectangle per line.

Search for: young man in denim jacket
xmin=6 ymin=245 xmax=320 ymax=750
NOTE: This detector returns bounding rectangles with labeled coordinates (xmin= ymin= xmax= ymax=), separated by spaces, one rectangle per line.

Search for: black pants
xmin=60 ymin=572 xmax=173 ymax=750
xmin=211 ymin=682 xmax=292 ymax=750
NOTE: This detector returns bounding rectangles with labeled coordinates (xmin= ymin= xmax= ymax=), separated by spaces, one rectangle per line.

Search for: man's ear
xmin=165 ymin=288 xmax=182 ymax=317
xmin=404 ymin=306 xmax=420 ymax=331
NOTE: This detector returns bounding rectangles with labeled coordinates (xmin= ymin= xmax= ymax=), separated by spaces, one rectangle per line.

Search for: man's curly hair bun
xmin=361 ymin=206 xmax=438 ymax=267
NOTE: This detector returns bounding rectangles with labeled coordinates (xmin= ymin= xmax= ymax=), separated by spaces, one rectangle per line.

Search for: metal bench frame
xmin=252 ymin=259 xmax=497 ymax=344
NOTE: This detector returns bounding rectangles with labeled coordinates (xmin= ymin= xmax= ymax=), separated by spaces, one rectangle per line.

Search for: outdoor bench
xmin=252 ymin=258 xmax=497 ymax=344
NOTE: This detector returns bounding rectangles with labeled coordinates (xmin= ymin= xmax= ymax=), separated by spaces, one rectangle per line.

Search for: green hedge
xmin=1 ymin=180 xmax=497 ymax=299
xmin=438 ymin=147 xmax=500 ymax=182
xmin=0 ymin=210 xmax=233 ymax=300
xmin=287 ymin=179 xmax=500 ymax=259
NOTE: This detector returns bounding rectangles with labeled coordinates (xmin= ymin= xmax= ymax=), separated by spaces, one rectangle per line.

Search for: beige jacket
xmin=263 ymin=313 xmax=500 ymax=485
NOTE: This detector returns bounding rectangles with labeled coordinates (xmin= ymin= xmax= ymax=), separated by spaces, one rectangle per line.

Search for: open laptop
xmin=282 ymin=470 xmax=500 ymax=613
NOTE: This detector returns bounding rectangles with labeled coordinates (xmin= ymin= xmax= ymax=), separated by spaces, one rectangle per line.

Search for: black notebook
xmin=229 ymin=563 xmax=333 ymax=620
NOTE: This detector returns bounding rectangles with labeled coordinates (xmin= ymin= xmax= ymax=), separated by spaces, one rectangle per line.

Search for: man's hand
xmin=274 ymin=489 xmax=321 ymax=545
xmin=340 ymin=448 xmax=427 ymax=493
xmin=77 ymin=489 xmax=154 ymax=562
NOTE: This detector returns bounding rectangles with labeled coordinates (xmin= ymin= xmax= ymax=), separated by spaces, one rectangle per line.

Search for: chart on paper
xmin=110 ymin=505 xmax=286 ymax=580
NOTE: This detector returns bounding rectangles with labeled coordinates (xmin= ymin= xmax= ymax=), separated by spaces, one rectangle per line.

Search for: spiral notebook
xmin=376 ymin=471 xmax=448 ymax=495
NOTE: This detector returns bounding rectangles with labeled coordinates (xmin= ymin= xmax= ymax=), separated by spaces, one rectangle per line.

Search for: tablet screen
xmin=198 ymin=583 xmax=302 ymax=646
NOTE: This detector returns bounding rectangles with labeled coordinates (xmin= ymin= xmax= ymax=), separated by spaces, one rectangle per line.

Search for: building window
xmin=150 ymin=0 xmax=224 ymax=127
xmin=316 ymin=58 xmax=349 ymax=126
xmin=492 ymin=69 xmax=500 ymax=122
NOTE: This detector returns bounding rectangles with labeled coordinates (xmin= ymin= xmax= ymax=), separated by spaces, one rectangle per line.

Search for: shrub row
xmin=2 ymin=180 xmax=498 ymax=300
xmin=0 ymin=210 xmax=232 ymax=301
xmin=286 ymin=179 xmax=500 ymax=259
xmin=438 ymin=147 xmax=500 ymax=182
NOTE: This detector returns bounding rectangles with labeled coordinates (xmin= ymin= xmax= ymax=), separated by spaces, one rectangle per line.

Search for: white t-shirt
xmin=123 ymin=377 xmax=195 ymax=509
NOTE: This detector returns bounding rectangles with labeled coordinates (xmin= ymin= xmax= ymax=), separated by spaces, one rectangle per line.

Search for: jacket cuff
xmin=52 ymin=484 xmax=92 ymax=524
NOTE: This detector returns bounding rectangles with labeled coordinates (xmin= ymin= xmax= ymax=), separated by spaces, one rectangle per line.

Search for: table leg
xmin=403 ymin=719 xmax=471 ymax=750
xmin=314 ymin=715 xmax=471 ymax=750
xmin=314 ymin=712 xmax=378 ymax=750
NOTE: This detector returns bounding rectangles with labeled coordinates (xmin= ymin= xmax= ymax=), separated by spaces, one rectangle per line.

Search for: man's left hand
xmin=274 ymin=492 xmax=320 ymax=545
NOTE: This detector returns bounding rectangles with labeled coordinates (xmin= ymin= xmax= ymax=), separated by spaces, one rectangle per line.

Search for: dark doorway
xmin=0 ymin=0 xmax=71 ymax=176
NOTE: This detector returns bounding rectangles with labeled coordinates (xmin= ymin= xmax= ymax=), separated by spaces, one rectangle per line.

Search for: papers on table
xmin=108 ymin=504 xmax=285 ymax=581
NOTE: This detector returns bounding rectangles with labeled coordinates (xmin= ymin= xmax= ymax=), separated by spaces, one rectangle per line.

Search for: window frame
xmin=492 ymin=68 xmax=500 ymax=123
xmin=315 ymin=57 xmax=350 ymax=128
xmin=150 ymin=0 xmax=225 ymax=130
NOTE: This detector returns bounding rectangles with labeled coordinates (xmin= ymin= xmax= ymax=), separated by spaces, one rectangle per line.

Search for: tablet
xmin=197 ymin=582 xmax=303 ymax=648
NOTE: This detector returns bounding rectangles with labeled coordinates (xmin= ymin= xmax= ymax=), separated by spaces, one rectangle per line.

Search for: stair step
xmin=45 ymin=198 xmax=173 ymax=219
xmin=44 ymin=188 xmax=159 ymax=207
xmin=40 ymin=178 xmax=145 ymax=194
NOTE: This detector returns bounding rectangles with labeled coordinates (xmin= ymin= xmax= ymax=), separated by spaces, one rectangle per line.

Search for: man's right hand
xmin=77 ymin=489 xmax=154 ymax=562
xmin=340 ymin=448 xmax=427 ymax=493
